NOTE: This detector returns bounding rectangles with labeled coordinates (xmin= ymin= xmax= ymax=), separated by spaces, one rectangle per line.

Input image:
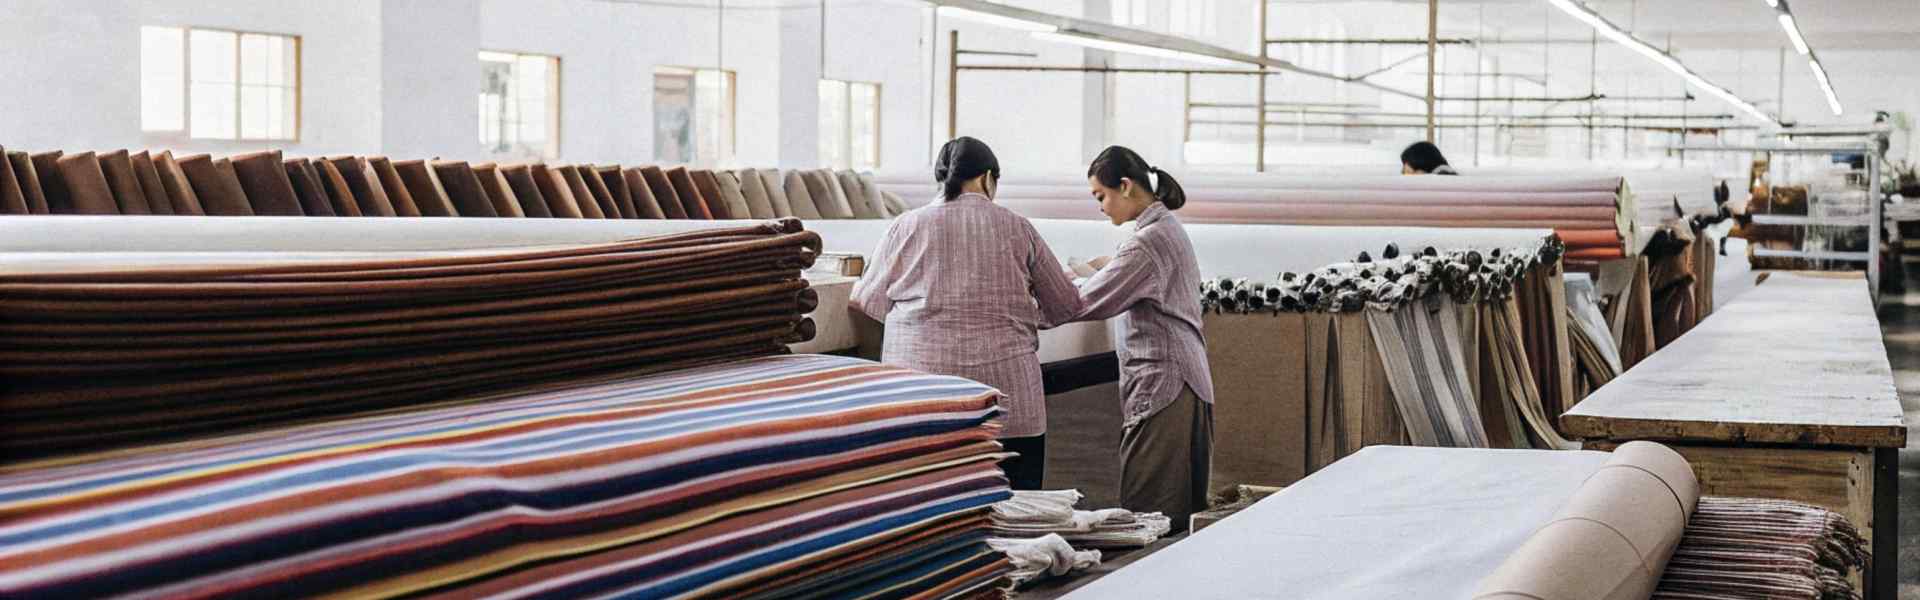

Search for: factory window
xmin=654 ymin=67 xmax=736 ymax=166
xmin=141 ymin=26 xmax=299 ymax=141
xmin=819 ymin=80 xmax=881 ymax=171
xmin=1110 ymin=0 xmax=1150 ymax=27
xmin=479 ymin=51 xmax=561 ymax=160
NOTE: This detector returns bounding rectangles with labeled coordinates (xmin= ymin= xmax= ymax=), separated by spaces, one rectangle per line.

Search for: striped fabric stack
xmin=0 ymin=221 xmax=822 ymax=459
xmin=0 ymin=144 xmax=908 ymax=221
xmin=0 ymin=354 xmax=1014 ymax=599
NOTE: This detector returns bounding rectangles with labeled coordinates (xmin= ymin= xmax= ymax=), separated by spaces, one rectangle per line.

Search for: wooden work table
xmin=1561 ymin=271 xmax=1906 ymax=599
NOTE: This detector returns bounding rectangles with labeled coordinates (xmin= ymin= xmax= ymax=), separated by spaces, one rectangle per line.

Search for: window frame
xmin=141 ymin=25 xmax=302 ymax=143
xmin=818 ymin=78 xmax=882 ymax=171
xmin=478 ymin=49 xmax=564 ymax=161
xmin=653 ymin=65 xmax=738 ymax=166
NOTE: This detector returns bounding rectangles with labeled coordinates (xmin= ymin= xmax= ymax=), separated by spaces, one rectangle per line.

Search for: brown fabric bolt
xmin=804 ymin=169 xmax=854 ymax=219
xmin=392 ymin=159 xmax=459 ymax=217
xmin=558 ymin=165 xmax=605 ymax=219
xmin=327 ymin=157 xmax=395 ymax=217
xmin=621 ymin=168 xmax=668 ymax=219
xmin=367 ymin=157 xmax=423 ymax=217
xmin=666 ymin=167 xmax=712 ymax=219
xmin=597 ymin=166 xmax=641 ymax=219
xmin=499 ymin=164 xmax=552 ymax=218
xmin=579 ymin=165 xmax=624 ymax=219
xmin=30 ymin=151 xmax=72 ymax=214
xmin=97 ymin=150 xmax=153 ymax=215
xmin=54 ymin=152 xmax=123 ymax=214
xmin=177 ymin=155 xmax=255 ymax=216
xmin=128 ymin=152 xmax=176 ymax=215
xmin=282 ymin=159 xmax=338 ymax=217
xmin=0 ymin=145 xmax=29 ymax=214
xmin=759 ymin=169 xmax=796 ymax=218
xmin=715 ymin=171 xmax=754 ymax=220
xmin=153 ymin=152 xmax=205 ymax=215
xmin=639 ymin=166 xmax=687 ymax=219
xmin=690 ymin=169 xmax=734 ymax=219
xmin=472 ymin=163 xmax=526 ymax=218
xmin=430 ymin=161 xmax=498 ymax=217
xmin=312 ymin=160 xmax=363 ymax=217
xmin=8 ymin=151 xmax=51 ymax=214
xmin=734 ymin=169 xmax=777 ymax=219
xmin=782 ymin=170 xmax=824 ymax=220
xmin=230 ymin=150 xmax=306 ymax=216
xmin=531 ymin=164 xmax=582 ymax=218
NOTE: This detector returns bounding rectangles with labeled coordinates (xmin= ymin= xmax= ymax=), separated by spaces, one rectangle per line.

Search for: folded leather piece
xmin=128 ymin=151 xmax=175 ymax=215
xmin=98 ymin=150 xmax=153 ymax=215
xmin=666 ymin=167 xmax=712 ymax=219
xmin=231 ymin=150 xmax=306 ymax=216
xmin=392 ymin=159 xmax=459 ymax=217
xmin=499 ymin=164 xmax=552 ymax=218
xmin=31 ymin=151 xmax=73 ymax=213
xmin=532 ymin=164 xmax=584 ymax=218
xmin=640 ymin=165 xmax=688 ymax=219
xmin=734 ymin=169 xmax=777 ymax=219
xmin=759 ymin=169 xmax=797 ymax=218
xmin=153 ymin=151 xmax=205 ymax=215
xmin=8 ymin=151 xmax=51 ymax=214
xmin=328 ymin=157 xmax=394 ymax=217
xmin=430 ymin=161 xmax=497 ymax=217
xmin=597 ymin=166 xmax=640 ymax=219
xmin=472 ymin=163 xmax=526 ymax=218
xmin=579 ymin=165 xmax=623 ymax=219
xmin=311 ymin=159 xmax=362 ymax=217
xmin=177 ymin=154 xmax=255 ymax=216
xmin=0 ymin=145 xmax=29 ymax=214
xmin=54 ymin=151 xmax=123 ymax=215
xmin=715 ymin=171 xmax=754 ymax=220
xmin=558 ymin=165 xmax=605 ymax=219
xmin=368 ymin=157 xmax=423 ymax=217
xmin=282 ymin=159 xmax=338 ymax=217
xmin=619 ymin=169 xmax=667 ymax=219
xmin=690 ymin=169 xmax=733 ymax=219
xmin=783 ymin=170 xmax=825 ymax=219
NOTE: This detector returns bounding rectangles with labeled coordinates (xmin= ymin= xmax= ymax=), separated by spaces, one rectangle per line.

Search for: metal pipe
xmin=1426 ymin=0 xmax=1438 ymax=142
xmin=947 ymin=29 xmax=957 ymax=140
xmin=957 ymin=65 xmax=1269 ymax=75
xmin=1266 ymin=37 xmax=1473 ymax=45
xmin=1257 ymin=0 xmax=1268 ymax=172
xmin=1189 ymin=119 xmax=1756 ymax=131
xmin=956 ymin=49 xmax=1039 ymax=58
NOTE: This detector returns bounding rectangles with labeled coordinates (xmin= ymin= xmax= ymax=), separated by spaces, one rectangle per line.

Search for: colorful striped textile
xmin=1654 ymin=496 xmax=1868 ymax=600
xmin=0 ymin=354 xmax=1014 ymax=599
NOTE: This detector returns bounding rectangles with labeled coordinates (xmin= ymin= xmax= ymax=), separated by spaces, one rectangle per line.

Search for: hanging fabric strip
xmin=1367 ymin=296 xmax=1489 ymax=448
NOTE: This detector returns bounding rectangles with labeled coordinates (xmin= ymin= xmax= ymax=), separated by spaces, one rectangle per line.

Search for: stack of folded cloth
xmin=987 ymin=535 xmax=1102 ymax=589
xmin=0 ymin=220 xmax=823 ymax=459
xmin=0 ymin=143 xmax=909 ymax=220
xmin=989 ymin=490 xmax=1171 ymax=551
xmin=0 ymin=354 xmax=1016 ymax=598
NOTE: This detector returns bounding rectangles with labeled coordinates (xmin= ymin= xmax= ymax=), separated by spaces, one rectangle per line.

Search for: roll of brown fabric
xmin=472 ymin=163 xmax=526 ymax=218
xmin=312 ymin=159 xmax=363 ymax=217
xmin=733 ymin=169 xmax=777 ymax=219
xmin=430 ymin=160 xmax=497 ymax=217
xmin=30 ymin=151 xmax=73 ymax=214
xmin=230 ymin=150 xmax=307 ymax=216
xmin=557 ymin=165 xmax=605 ymax=219
xmin=97 ymin=150 xmax=153 ymax=215
xmin=666 ymin=167 xmax=712 ymax=219
xmin=531 ymin=164 xmax=584 ymax=218
xmin=0 ymin=145 xmax=29 ymax=214
xmin=7 ymin=151 xmax=51 ymax=214
xmin=153 ymin=151 xmax=206 ymax=215
xmin=689 ymin=169 xmax=733 ymax=219
xmin=499 ymin=164 xmax=552 ymax=218
xmin=176 ymin=155 xmax=255 ymax=216
xmin=621 ymin=168 xmax=668 ymax=219
xmin=579 ymin=165 xmax=624 ymax=219
xmin=759 ymin=169 xmax=796 ymax=218
xmin=782 ymin=170 xmax=824 ymax=220
xmin=54 ymin=152 xmax=124 ymax=215
xmin=715 ymin=171 xmax=755 ymax=220
xmin=803 ymin=169 xmax=853 ymax=219
xmin=282 ymin=158 xmax=337 ymax=217
xmin=326 ymin=157 xmax=393 ymax=217
xmin=598 ymin=166 xmax=642 ymax=219
xmin=128 ymin=151 xmax=176 ymax=215
xmin=367 ymin=157 xmax=423 ymax=217
xmin=392 ymin=159 xmax=459 ymax=217
xmin=639 ymin=166 xmax=688 ymax=219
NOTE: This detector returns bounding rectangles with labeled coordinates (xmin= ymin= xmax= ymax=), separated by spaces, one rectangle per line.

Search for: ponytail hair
xmin=1087 ymin=145 xmax=1185 ymax=210
xmin=934 ymin=136 xmax=1001 ymax=201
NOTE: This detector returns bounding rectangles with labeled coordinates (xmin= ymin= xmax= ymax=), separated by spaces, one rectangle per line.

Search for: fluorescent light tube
xmin=1778 ymin=14 xmax=1809 ymax=54
xmin=1543 ymin=0 xmax=1776 ymax=125
xmin=1030 ymin=30 xmax=1241 ymax=66
xmin=937 ymin=6 xmax=1059 ymax=32
xmin=1808 ymin=58 xmax=1843 ymax=115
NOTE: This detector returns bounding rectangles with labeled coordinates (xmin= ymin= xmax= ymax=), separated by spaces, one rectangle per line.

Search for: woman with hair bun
xmin=1073 ymin=145 xmax=1214 ymax=532
xmin=850 ymin=136 xmax=1083 ymax=490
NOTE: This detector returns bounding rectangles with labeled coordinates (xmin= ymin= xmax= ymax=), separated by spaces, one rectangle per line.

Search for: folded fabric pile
xmin=0 ymin=221 xmax=821 ymax=459
xmin=989 ymin=490 xmax=1171 ymax=551
xmin=0 ymin=143 xmax=908 ymax=220
xmin=1655 ymin=496 xmax=1869 ymax=600
xmin=0 ymin=354 xmax=1014 ymax=599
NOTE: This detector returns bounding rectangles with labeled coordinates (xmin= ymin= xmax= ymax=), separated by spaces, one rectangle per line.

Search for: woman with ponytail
xmin=1073 ymin=146 xmax=1213 ymax=531
xmin=851 ymin=136 xmax=1083 ymax=490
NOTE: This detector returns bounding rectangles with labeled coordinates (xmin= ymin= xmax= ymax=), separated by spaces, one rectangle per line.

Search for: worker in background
xmin=1070 ymin=146 xmax=1214 ymax=532
xmin=1400 ymin=141 xmax=1458 ymax=175
xmin=850 ymin=136 xmax=1083 ymax=491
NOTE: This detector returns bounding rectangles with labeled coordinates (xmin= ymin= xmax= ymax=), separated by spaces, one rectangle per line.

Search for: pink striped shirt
xmin=850 ymin=193 xmax=1084 ymax=438
xmin=1075 ymin=202 xmax=1215 ymax=428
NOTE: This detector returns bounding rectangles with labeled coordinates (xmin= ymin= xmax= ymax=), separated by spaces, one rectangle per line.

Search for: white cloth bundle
xmin=988 ymin=534 xmax=1103 ymax=587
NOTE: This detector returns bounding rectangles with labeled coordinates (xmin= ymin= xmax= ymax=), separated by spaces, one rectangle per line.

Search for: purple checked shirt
xmin=851 ymin=192 xmax=1084 ymax=438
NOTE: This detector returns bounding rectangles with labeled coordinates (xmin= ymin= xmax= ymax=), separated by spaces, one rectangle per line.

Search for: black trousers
xmin=999 ymin=434 xmax=1046 ymax=490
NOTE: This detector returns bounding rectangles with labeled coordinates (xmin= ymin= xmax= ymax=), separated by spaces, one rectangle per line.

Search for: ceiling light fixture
xmin=1808 ymin=58 xmax=1843 ymax=115
xmin=1542 ymin=0 xmax=1777 ymax=124
xmin=1777 ymin=13 xmax=1809 ymax=54
xmin=1029 ymin=30 xmax=1242 ymax=67
xmin=937 ymin=6 xmax=1058 ymax=32
xmin=1762 ymin=1 xmax=1841 ymax=116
